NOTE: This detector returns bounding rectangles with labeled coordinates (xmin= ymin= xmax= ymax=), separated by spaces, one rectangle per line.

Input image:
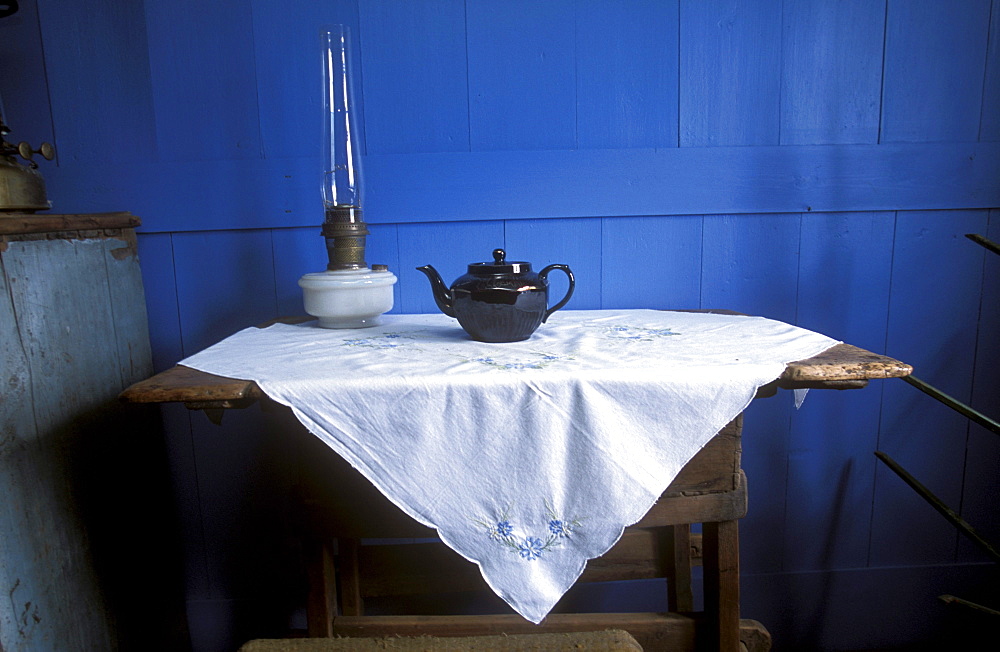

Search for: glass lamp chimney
xmin=321 ymin=25 xmax=368 ymax=270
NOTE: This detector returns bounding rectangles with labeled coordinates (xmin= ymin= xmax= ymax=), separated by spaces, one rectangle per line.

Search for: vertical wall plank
xmin=33 ymin=0 xmax=156 ymax=163
xmin=0 ymin=0 xmax=55 ymax=148
xmin=871 ymin=209 xmax=989 ymax=566
xmin=504 ymin=217 xmax=603 ymax=311
xmin=784 ymin=211 xmax=895 ymax=572
xmin=981 ymin=1 xmax=1000 ymax=141
xmin=145 ymin=0 xmax=262 ymax=161
xmin=679 ymin=0 xmax=783 ymax=146
xmin=780 ymin=0 xmax=885 ymax=145
xmin=700 ymin=213 xmax=800 ymax=321
xmin=958 ymin=209 xmax=1000 ymax=562
xmin=361 ymin=0 xmax=469 ymax=154
xmin=880 ymin=0 xmax=991 ymax=143
xmin=270 ymin=227 xmax=328 ymax=318
xmin=136 ymin=233 xmax=185 ymax=372
xmin=396 ymin=220 xmax=506 ymax=314
xmin=701 ymin=212 xmax=801 ymax=574
xmin=251 ymin=0 xmax=361 ymax=160
xmin=467 ymin=0 xmax=576 ymax=150
xmin=576 ymin=0 xmax=679 ymax=149
xmin=171 ymin=230 xmax=279 ymax=356
xmin=601 ymin=215 xmax=702 ymax=310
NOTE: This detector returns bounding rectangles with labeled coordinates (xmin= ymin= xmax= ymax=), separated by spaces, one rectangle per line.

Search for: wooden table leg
xmin=306 ymin=539 xmax=337 ymax=637
xmin=665 ymin=524 xmax=694 ymax=613
xmin=703 ymin=519 xmax=740 ymax=651
xmin=339 ymin=537 xmax=364 ymax=617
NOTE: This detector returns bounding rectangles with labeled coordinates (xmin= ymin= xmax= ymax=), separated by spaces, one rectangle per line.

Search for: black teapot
xmin=416 ymin=249 xmax=575 ymax=342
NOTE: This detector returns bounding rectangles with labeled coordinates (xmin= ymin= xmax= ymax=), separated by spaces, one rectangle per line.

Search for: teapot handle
xmin=539 ymin=264 xmax=575 ymax=323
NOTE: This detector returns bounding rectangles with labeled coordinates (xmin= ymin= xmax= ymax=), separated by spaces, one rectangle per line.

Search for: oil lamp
xmin=299 ymin=25 xmax=396 ymax=328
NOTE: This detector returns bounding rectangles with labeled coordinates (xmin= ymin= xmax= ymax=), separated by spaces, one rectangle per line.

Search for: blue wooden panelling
xmin=466 ymin=0 xmax=576 ymax=150
xmin=779 ymin=0 xmax=885 ymax=145
xmin=600 ymin=215 xmax=703 ymax=310
xmin=35 ymin=143 xmax=1000 ymax=231
xmin=576 ymin=0 xmax=679 ymax=149
xmin=982 ymin=4 xmax=1000 ymax=142
xmin=136 ymin=233 xmax=184 ymax=372
xmin=700 ymin=212 xmax=802 ymax=574
xmin=784 ymin=211 xmax=895 ymax=572
xmin=44 ymin=157 xmax=326 ymax=232
xmin=250 ymin=0 xmax=361 ymax=161
xmin=881 ymin=0 xmax=992 ymax=143
xmin=171 ymin=230 xmax=279 ymax=356
xmin=504 ymin=217 xmax=603 ymax=311
xmin=958 ymin=209 xmax=1000 ymax=562
xmin=144 ymin=0 xmax=262 ymax=161
xmin=680 ymin=0 xmax=782 ymax=146
xmin=34 ymin=0 xmax=156 ymax=164
xmin=396 ymin=220 xmax=506 ymax=315
xmin=871 ymin=210 xmax=989 ymax=566
xmin=360 ymin=0 xmax=468 ymax=154
xmin=363 ymin=143 xmax=1000 ymax=226
xmin=0 ymin=0 xmax=55 ymax=152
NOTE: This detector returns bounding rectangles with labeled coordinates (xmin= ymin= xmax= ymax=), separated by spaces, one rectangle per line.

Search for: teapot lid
xmin=468 ymin=249 xmax=531 ymax=275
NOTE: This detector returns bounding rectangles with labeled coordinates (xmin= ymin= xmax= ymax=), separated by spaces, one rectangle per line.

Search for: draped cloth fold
xmin=180 ymin=309 xmax=838 ymax=622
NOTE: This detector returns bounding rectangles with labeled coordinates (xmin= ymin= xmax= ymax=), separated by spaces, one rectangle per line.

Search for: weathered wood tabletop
xmin=119 ymin=315 xmax=912 ymax=409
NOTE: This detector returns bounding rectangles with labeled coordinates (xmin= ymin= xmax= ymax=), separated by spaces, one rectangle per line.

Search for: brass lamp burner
xmin=322 ymin=205 xmax=369 ymax=270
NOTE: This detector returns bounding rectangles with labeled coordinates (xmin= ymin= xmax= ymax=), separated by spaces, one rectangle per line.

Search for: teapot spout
xmin=415 ymin=265 xmax=456 ymax=318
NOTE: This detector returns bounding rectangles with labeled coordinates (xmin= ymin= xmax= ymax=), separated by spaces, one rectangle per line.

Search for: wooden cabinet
xmin=0 ymin=213 xmax=183 ymax=651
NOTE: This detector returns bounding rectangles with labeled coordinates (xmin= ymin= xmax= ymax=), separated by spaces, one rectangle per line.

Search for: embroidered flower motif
xmin=518 ymin=537 xmax=544 ymax=561
xmin=491 ymin=520 xmax=514 ymax=540
xmin=471 ymin=351 xmax=572 ymax=370
xmin=342 ymin=332 xmax=412 ymax=348
xmin=604 ymin=325 xmax=679 ymax=341
xmin=548 ymin=519 xmax=571 ymax=538
xmin=474 ymin=504 xmax=584 ymax=562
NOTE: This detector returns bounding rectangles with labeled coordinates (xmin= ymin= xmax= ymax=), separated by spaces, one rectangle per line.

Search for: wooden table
xmin=120 ymin=319 xmax=911 ymax=651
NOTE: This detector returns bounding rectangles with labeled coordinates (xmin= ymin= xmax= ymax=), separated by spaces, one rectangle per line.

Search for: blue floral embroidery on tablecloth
xmin=341 ymin=332 xmax=413 ymax=349
xmin=475 ymin=503 xmax=584 ymax=561
xmin=604 ymin=325 xmax=679 ymax=341
xmin=471 ymin=352 xmax=572 ymax=370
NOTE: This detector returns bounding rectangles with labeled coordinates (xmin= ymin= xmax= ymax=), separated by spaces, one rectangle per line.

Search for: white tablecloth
xmin=179 ymin=309 xmax=838 ymax=622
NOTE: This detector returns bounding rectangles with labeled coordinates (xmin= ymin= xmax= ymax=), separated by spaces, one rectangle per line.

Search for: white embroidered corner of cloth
xmin=179 ymin=309 xmax=839 ymax=623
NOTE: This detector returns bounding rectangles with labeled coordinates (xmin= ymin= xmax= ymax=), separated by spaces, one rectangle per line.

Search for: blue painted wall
xmin=2 ymin=1 xmax=998 ymax=650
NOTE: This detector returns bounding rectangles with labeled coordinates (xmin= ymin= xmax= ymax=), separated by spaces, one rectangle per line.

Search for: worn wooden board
xmin=0 ymin=234 xmax=161 ymax=651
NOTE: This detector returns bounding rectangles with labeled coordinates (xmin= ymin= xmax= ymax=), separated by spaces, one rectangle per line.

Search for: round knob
xmin=492 ymin=249 xmax=506 ymax=264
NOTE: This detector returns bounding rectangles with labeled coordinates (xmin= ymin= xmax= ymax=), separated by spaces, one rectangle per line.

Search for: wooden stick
xmin=875 ymin=451 xmax=1000 ymax=563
